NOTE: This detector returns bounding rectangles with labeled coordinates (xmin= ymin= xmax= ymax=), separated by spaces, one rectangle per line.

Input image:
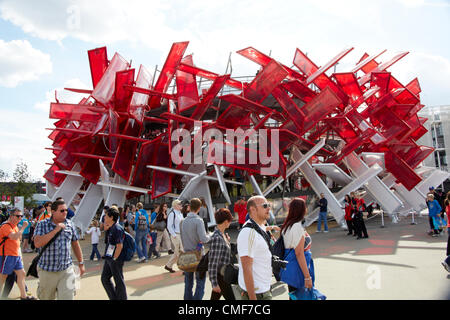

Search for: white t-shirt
xmin=86 ymin=227 xmax=101 ymax=244
xmin=282 ymin=222 xmax=305 ymax=249
xmin=237 ymin=222 xmax=272 ymax=294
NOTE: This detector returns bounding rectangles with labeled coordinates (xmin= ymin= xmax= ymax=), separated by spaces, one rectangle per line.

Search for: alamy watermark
xmin=171 ymin=121 xmax=280 ymax=175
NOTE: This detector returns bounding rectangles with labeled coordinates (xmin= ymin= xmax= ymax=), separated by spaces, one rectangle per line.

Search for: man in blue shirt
xmin=101 ymin=206 xmax=127 ymax=300
xmin=134 ymin=202 xmax=149 ymax=263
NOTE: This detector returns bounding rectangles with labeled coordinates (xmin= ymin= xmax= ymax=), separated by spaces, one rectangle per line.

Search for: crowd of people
xmin=0 ymin=187 xmax=448 ymax=301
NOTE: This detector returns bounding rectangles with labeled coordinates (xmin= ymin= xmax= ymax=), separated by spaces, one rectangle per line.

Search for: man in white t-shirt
xmin=237 ymin=195 xmax=273 ymax=300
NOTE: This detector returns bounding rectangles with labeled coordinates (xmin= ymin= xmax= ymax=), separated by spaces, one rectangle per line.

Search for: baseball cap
xmin=429 ymin=186 xmax=435 ymax=190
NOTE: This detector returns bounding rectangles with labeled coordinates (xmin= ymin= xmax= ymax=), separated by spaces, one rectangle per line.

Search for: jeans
xmin=101 ymin=259 xmax=127 ymax=300
xmin=148 ymin=232 xmax=158 ymax=257
xmin=90 ymin=244 xmax=102 ymax=260
xmin=184 ymin=271 xmax=206 ymax=300
xmin=135 ymin=229 xmax=148 ymax=260
xmin=317 ymin=211 xmax=328 ymax=231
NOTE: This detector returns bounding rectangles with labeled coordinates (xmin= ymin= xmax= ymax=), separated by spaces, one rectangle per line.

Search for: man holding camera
xmin=237 ymin=195 xmax=273 ymax=300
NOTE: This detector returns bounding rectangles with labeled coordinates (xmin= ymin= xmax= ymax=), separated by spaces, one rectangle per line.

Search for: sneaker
xmin=324 ymin=230 xmax=329 ymax=233
xmin=431 ymin=234 xmax=439 ymax=237
xmin=20 ymin=296 xmax=37 ymax=300
xmin=164 ymin=265 xmax=175 ymax=273
xmin=168 ymin=250 xmax=174 ymax=255
xmin=346 ymin=232 xmax=352 ymax=235
xmin=316 ymin=230 xmax=322 ymax=233
xmin=441 ymin=261 xmax=450 ymax=273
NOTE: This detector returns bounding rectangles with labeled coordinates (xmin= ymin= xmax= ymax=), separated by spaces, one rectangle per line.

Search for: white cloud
xmin=34 ymin=78 xmax=90 ymax=112
xmin=0 ymin=109 xmax=53 ymax=181
xmin=0 ymin=39 xmax=52 ymax=87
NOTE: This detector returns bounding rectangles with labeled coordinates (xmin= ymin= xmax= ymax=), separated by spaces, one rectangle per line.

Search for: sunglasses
xmin=14 ymin=215 xmax=23 ymax=218
xmin=58 ymin=209 xmax=68 ymax=213
xmin=258 ymin=203 xmax=270 ymax=209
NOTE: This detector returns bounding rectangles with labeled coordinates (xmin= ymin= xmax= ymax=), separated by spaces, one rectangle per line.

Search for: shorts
xmin=0 ymin=256 xmax=24 ymax=274
xmin=22 ymin=233 xmax=31 ymax=240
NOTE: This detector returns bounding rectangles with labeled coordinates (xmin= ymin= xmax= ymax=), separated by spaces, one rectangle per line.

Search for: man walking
xmin=164 ymin=199 xmax=184 ymax=273
xmin=0 ymin=208 xmax=36 ymax=300
xmin=33 ymin=199 xmax=85 ymax=300
xmin=134 ymin=202 xmax=150 ymax=263
xmin=317 ymin=193 xmax=328 ymax=233
xmin=237 ymin=195 xmax=273 ymax=300
xmin=180 ymin=198 xmax=211 ymax=300
xmin=101 ymin=207 xmax=127 ymax=300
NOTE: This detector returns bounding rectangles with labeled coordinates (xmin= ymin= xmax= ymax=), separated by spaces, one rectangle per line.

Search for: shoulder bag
xmin=27 ymin=228 xmax=63 ymax=278
xmin=176 ymin=219 xmax=202 ymax=272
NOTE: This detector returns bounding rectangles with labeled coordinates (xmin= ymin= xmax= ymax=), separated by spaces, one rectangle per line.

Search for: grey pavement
xmin=8 ymin=212 xmax=450 ymax=300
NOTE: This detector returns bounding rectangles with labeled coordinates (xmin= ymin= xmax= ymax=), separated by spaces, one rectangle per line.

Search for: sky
xmin=0 ymin=0 xmax=449 ymax=182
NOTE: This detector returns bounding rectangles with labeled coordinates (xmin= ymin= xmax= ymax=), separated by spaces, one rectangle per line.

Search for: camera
xmin=271 ymin=255 xmax=288 ymax=270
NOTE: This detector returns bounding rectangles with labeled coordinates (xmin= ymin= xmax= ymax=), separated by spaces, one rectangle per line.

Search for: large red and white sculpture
xmin=43 ymin=41 xmax=449 ymax=232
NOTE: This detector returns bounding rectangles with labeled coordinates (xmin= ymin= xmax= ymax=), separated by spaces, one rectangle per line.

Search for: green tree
xmin=13 ymin=162 xmax=36 ymax=208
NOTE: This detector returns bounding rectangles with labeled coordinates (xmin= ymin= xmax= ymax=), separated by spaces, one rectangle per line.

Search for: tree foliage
xmin=12 ymin=162 xmax=36 ymax=208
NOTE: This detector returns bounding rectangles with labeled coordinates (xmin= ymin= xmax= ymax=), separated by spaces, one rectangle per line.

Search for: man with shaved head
xmin=236 ymin=195 xmax=273 ymax=300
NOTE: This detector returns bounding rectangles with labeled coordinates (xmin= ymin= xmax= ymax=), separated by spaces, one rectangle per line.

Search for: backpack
xmin=137 ymin=213 xmax=148 ymax=231
xmin=120 ymin=231 xmax=136 ymax=261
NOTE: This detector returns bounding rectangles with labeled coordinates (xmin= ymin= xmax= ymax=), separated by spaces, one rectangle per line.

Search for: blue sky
xmin=0 ymin=0 xmax=449 ymax=181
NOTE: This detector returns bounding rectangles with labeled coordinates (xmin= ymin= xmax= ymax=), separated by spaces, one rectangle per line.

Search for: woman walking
xmin=279 ymin=198 xmax=314 ymax=299
xmin=344 ymin=194 xmax=355 ymax=236
xmin=208 ymin=208 xmax=235 ymax=300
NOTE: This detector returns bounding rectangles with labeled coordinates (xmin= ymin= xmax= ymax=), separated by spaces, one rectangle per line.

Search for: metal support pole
xmin=411 ymin=211 xmax=417 ymax=225
xmin=380 ymin=210 xmax=385 ymax=228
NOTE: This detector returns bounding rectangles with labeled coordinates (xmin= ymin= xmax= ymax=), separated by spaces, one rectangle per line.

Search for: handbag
xmin=176 ymin=219 xmax=202 ymax=272
xmin=196 ymin=251 xmax=209 ymax=272
xmin=27 ymin=229 xmax=63 ymax=278
xmin=223 ymin=263 xmax=239 ymax=284
xmin=289 ymin=287 xmax=326 ymax=300
xmin=152 ymin=220 xmax=166 ymax=232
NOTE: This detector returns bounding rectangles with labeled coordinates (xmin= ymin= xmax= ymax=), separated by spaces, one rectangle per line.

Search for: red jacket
xmin=234 ymin=202 xmax=247 ymax=224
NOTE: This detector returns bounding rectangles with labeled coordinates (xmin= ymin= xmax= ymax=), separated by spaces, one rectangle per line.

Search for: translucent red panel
xmin=207 ymin=139 xmax=287 ymax=178
xmin=272 ymin=87 xmax=305 ymax=133
xmin=151 ymin=143 xmax=172 ymax=199
xmin=50 ymin=103 xmax=102 ymax=122
xmin=301 ymin=87 xmax=342 ymax=132
xmin=351 ymin=50 xmax=386 ymax=73
xmin=216 ymin=106 xmax=251 ymax=129
xmin=293 ymin=48 xmax=318 ymax=77
xmin=333 ymin=73 xmax=363 ymax=103
xmin=312 ymin=74 xmax=349 ymax=107
xmin=149 ymin=41 xmax=189 ymax=109
xmin=114 ymin=68 xmax=135 ymax=113
xmin=177 ymin=63 xmax=243 ymax=90
xmin=280 ymin=80 xmax=316 ymax=103
xmin=43 ymin=164 xmax=66 ymax=187
xmin=243 ymin=59 xmax=288 ymax=103
xmin=132 ymin=137 xmax=161 ymax=188
xmin=176 ymin=55 xmax=199 ymax=112
xmin=112 ymin=119 xmax=142 ymax=181
xmin=358 ymin=52 xmax=409 ymax=86
xmin=79 ymin=139 xmax=113 ymax=184
xmin=306 ymin=47 xmax=353 ymax=85
xmin=190 ymin=75 xmax=229 ymax=122
xmin=237 ymin=47 xmax=305 ymax=81
xmin=389 ymin=75 xmax=420 ymax=105
xmin=329 ymin=128 xmax=376 ymax=164
xmin=92 ymin=52 xmax=129 ymax=106
xmin=371 ymin=107 xmax=411 ymax=142
xmin=391 ymin=104 xmax=417 ymax=120
xmin=406 ymin=78 xmax=421 ymax=96
xmin=325 ymin=117 xmax=358 ymax=141
xmin=385 ymin=150 xmax=422 ymax=191
xmin=88 ymin=46 xmax=109 ymax=89
xmin=390 ymin=141 xmax=434 ymax=169
xmin=370 ymin=72 xmax=391 ymax=95
xmin=129 ymin=65 xmax=152 ymax=125
xmin=220 ymin=94 xmax=275 ymax=115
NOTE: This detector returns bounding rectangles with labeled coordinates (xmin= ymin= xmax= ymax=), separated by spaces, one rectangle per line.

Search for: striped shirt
xmin=34 ymin=218 xmax=79 ymax=272
xmin=208 ymin=229 xmax=231 ymax=288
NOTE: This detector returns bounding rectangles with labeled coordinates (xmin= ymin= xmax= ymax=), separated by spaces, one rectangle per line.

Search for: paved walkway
xmin=7 ymin=212 xmax=449 ymax=300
